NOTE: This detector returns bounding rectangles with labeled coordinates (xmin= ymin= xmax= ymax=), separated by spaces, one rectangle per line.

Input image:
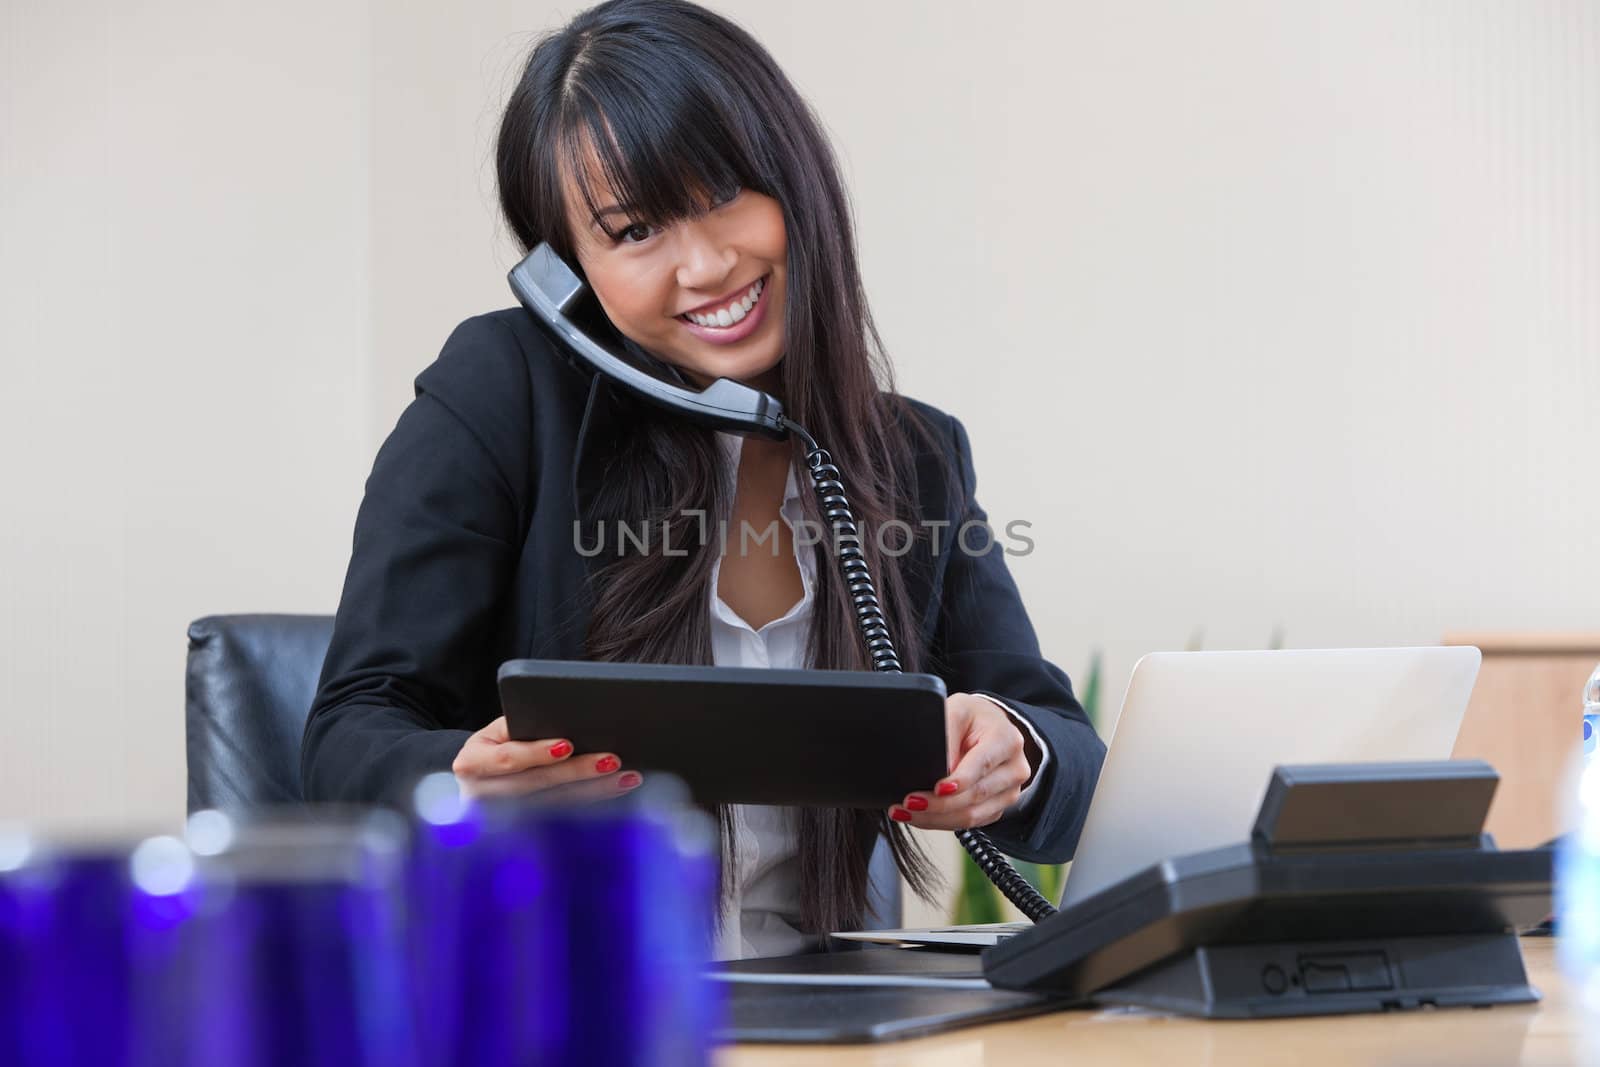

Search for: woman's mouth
xmin=677 ymin=275 xmax=770 ymax=345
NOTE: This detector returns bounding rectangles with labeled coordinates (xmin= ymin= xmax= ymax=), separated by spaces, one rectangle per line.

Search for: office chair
xmin=185 ymin=613 xmax=335 ymax=811
xmin=183 ymin=612 xmax=903 ymax=927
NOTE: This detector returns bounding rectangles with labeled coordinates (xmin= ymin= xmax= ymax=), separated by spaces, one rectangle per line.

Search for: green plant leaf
xmin=953 ymin=851 xmax=1006 ymax=925
xmin=1081 ymin=649 xmax=1102 ymax=734
xmin=952 ymin=853 xmax=1068 ymax=923
xmin=1038 ymin=861 xmax=1065 ymax=904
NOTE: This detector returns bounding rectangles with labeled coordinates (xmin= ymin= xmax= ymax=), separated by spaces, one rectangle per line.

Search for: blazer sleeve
xmin=926 ymin=413 xmax=1106 ymax=864
xmin=300 ymin=315 xmax=533 ymax=805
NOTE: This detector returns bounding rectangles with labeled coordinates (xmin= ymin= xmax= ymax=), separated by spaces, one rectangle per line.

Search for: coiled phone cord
xmin=781 ymin=417 xmax=1058 ymax=924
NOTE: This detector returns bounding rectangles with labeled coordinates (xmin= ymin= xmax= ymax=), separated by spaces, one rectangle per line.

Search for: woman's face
xmin=559 ymin=138 xmax=788 ymax=393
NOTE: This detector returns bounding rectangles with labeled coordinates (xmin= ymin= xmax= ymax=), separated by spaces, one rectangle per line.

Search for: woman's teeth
xmin=683 ymin=277 xmax=765 ymax=328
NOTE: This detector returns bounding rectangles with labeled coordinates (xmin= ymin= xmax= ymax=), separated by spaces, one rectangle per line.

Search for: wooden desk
xmin=719 ymin=940 xmax=1593 ymax=1067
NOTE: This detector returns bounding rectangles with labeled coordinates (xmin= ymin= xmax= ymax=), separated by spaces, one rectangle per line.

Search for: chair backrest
xmin=185 ymin=613 xmax=334 ymax=813
xmin=183 ymin=611 xmax=903 ymax=927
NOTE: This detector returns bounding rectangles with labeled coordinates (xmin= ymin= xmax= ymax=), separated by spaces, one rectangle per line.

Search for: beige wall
xmin=1 ymin=0 xmax=378 ymax=833
xmin=3 ymin=0 xmax=1596 ymax=922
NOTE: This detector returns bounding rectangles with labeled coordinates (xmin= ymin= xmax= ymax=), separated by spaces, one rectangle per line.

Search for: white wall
xmin=1 ymin=1 xmax=376 ymax=832
xmin=3 ymin=0 xmax=1596 ymax=886
xmin=754 ymin=0 xmax=1600 ymax=730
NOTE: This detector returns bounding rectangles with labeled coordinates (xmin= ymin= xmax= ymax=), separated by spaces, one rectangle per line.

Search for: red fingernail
xmin=890 ymin=807 xmax=913 ymax=823
xmin=548 ymin=740 xmax=573 ymax=759
xmin=905 ymin=796 xmax=929 ymax=812
xmin=936 ymin=781 xmax=959 ymax=797
xmin=595 ymin=756 xmax=620 ymax=774
xmin=617 ymin=772 xmax=642 ymax=789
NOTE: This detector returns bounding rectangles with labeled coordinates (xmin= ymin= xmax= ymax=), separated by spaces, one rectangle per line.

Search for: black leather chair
xmin=185 ymin=613 xmax=335 ymax=811
xmin=184 ymin=612 xmax=903 ymax=927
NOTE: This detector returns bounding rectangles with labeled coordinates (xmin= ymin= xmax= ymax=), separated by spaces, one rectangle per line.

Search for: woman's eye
xmin=618 ymin=222 xmax=657 ymax=244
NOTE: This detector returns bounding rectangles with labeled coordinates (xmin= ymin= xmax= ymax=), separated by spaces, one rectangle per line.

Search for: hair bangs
xmin=549 ymin=48 xmax=761 ymax=250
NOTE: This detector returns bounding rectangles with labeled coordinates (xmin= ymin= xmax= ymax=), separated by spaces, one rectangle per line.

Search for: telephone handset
xmin=508 ymin=243 xmax=1056 ymax=924
xmin=508 ymin=244 xmax=787 ymax=440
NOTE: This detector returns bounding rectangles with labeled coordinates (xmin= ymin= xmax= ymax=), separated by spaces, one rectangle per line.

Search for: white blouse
xmin=708 ymin=431 xmax=817 ymax=960
xmin=708 ymin=431 xmax=1049 ymax=960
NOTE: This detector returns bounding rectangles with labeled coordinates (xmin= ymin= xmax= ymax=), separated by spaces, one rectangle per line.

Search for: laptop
xmin=834 ymin=645 xmax=1481 ymax=948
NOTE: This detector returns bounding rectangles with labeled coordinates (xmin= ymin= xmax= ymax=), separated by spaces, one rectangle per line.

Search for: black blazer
xmin=299 ymin=309 xmax=1105 ymax=864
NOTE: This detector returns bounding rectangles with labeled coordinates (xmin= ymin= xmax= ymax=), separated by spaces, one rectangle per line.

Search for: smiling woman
xmin=491 ymin=0 xmax=959 ymax=941
xmin=300 ymin=0 xmax=1105 ymax=959
xmin=558 ymin=134 xmax=789 ymax=384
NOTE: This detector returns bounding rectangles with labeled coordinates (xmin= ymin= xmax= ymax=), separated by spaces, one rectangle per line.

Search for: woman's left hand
xmin=889 ymin=692 xmax=1033 ymax=830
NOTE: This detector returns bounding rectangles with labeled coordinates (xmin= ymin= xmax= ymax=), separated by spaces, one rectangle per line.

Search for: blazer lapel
xmin=543 ymin=373 xmax=626 ymax=661
xmin=907 ymin=426 xmax=957 ymax=652
xmin=570 ymin=372 xmax=627 ymax=543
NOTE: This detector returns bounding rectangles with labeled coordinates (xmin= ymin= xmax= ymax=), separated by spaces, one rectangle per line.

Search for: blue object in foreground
xmin=406 ymin=774 xmax=720 ymax=1067
xmin=537 ymin=785 xmax=722 ymax=1067
xmin=407 ymin=775 xmax=553 ymax=1066
xmin=0 ymin=833 xmax=221 ymax=1067
xmin=2 ymin=781 xmax=719 ymax=1067
xmin=195 ymin=810 xmax=418 ymax=1067
xmin=1556 ymin=669 xmax=1600 ymax=1012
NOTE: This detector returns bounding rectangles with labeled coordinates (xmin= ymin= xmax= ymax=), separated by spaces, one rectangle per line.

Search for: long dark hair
xmin=496 ymin=0 xmax=946 ymax=933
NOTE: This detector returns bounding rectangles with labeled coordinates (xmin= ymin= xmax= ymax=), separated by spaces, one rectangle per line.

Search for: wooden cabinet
xmin=1447 ymin=632 xmax=1599 ymax=848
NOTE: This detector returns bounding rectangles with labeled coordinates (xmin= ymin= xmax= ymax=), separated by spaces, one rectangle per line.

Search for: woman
xmin=300 ymin=0 xmax=1104 ymax=958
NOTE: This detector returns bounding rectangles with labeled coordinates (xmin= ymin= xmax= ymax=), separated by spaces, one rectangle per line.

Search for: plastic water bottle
xmin=1587 ymin=665 xmax=1600 ymax=764
xmin=1556 ymin=662 xmax=1600 ymax=1013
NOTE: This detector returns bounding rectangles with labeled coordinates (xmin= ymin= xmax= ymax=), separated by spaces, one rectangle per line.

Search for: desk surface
xmin=719 ymin=940 xmax=1593 ymax=1067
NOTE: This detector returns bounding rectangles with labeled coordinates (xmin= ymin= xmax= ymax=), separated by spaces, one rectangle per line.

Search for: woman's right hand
xmin=452 ymin=716 xmax=642 ymax=800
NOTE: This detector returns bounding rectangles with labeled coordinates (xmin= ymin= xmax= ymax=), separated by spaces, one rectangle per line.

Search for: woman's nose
xmin=673 ymin=221 xmax=738 ymax=291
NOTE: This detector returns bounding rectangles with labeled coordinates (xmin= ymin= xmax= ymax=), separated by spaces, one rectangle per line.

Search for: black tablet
xmin=497 ymin=660 xmax=948 ymax=807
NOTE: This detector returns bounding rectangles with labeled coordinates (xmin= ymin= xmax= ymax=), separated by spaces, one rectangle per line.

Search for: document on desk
xmin=708 ymin=972 xmax=992 ymax=990
xmin=709 ymin=946 xmax=988 ymax=990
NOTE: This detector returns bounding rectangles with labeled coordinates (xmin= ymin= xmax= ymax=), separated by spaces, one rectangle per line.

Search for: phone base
xmin=1090 ymin=931 xmax=1536 ymax=1019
